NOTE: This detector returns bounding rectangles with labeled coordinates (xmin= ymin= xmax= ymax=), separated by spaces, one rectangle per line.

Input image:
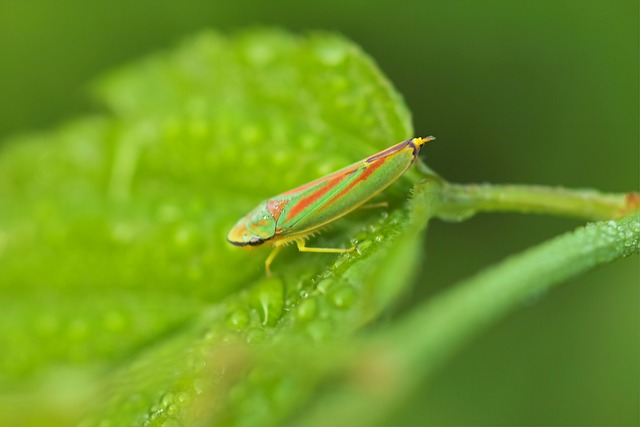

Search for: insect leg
xmin=295 ymin=239 xmax=355 ymax=254
xmin=264 ymin=245 xmax=282 ymax=277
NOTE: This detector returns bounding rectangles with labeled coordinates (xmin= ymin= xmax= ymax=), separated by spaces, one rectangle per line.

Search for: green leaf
xmin=0 ymin=30 xmax=422 ymax=425
xmin=2 ymin=28 xmax=637 ymax=427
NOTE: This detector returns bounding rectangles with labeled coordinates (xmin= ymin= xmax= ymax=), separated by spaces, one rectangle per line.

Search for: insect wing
xmin=276 ymin=139 xmax=417 ymax=234
xmin=275 ymin=160 xmax=364 ymax=231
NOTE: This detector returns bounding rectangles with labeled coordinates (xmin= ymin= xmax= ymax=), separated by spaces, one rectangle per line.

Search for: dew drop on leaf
xmin=306 ymin=319 xmax=333 ymax=342
xmin=315 ymin=279 xmax=333 ymax=294
xmin=330 ymin=285 xmax=357 ymax=309
xmin=313 ymin=40 xmax=347 ymax=66
xmin=296 ymin=298 xmax=317 ymax=322
xmin=226 ymin=309 xmax=250 ymax=330
xmin=245 ymin=327 xmax=265 ymax=344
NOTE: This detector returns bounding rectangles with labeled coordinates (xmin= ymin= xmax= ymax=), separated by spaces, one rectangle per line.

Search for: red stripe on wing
xmin=322 ymin=156 xmax=387 ymax=208
xmin=280 ymin=163 xmax=360 ymax=196
xmin=284 ymin=174 xmax=349 ymax=222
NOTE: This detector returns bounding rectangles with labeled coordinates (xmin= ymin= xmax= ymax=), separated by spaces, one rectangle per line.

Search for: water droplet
xmin=357 ymin=240 xmax=372 ymax=253
xmin=193 ymin=378 xmax=205 ymax=395
xmin=161 ymin=393 xmax=174 ymax=407
xmin=245 ymin=327 xmax=265 ymax=344
xmin=314 ymin=40 xmax=347 ymax=66
xmin=221 ymin=331 xmax=238 ymax=343
xmin=332 ymin=254 xmax=348 ymax=269
xmin=315 ymin=279 xmax=332 ymax=294
xmin=300 ymin=290 xmax=309 ymax=299
xmin=320 ymin=270 xmax=334 ymax=279
xmin=355 ymin=231 xmax=368 ymax=241
xmin=296 ymin=299 xmax=317 ymax=322
xmin=330 ymin=286 xmax=357 ymax=309
xmin=204 ymin=329 xmax=218 ymax=342
xmin=193 ymin=359 xmax=207 ymax=372
xmin=375 ymin=235 xmax=384 ymax=243
xmin=226 ymin=309 xmax=249 ymax=330
xmin=306 ymin=320 xmax=333 ymax=342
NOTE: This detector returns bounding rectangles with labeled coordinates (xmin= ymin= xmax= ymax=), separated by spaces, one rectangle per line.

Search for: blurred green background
xmin=0 ymin=1 xmax=637 ymax=425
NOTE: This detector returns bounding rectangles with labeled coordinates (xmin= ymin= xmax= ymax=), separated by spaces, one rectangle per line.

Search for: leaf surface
xmin=0 ymin=30 xmax=426 ymax=426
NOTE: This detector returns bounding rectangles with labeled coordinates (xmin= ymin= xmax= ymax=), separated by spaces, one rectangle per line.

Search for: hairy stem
xmin=437 ymin=183 xmax=638 ymax=221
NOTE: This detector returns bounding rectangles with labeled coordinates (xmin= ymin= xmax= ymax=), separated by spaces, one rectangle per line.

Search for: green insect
xmin=227 ymin=136 xmax=435 ymax=275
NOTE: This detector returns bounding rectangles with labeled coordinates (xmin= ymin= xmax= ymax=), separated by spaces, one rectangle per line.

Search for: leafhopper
xmin=227 ymin=136 xmax=435 ymax=275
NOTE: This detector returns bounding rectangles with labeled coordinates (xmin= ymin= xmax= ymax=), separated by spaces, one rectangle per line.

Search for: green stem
xmin=437 ymin=183 xmax=637 ymax=221
xmin=296 ymin=212 xmax=640 ymax=426
xmin=388 ymin=211 xmax=639 ymax=366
